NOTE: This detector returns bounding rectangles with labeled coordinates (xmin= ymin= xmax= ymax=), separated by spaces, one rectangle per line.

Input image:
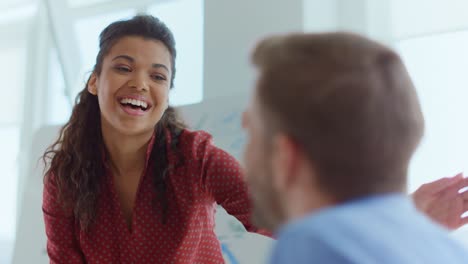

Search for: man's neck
xmin=285 ymin=186 xmax=336 ymax=223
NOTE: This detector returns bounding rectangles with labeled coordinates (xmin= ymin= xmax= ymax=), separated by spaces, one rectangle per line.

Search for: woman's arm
xmin=43 ymin=175 xmax=86 ymax=263
xmin=412 ymin=173 xmax=468 ymax=229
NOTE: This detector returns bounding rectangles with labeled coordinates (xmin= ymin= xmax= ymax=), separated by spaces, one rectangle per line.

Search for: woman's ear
xmin=87 ymin=73 xmax=98 ymax=95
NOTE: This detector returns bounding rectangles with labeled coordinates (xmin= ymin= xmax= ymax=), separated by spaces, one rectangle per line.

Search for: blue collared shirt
xmin=270 ymin=194 xmax=468 ymax=264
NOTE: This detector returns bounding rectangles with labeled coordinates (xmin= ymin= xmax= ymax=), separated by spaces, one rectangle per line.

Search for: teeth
xmin=120 ymin=98 xmax=148 ymax=109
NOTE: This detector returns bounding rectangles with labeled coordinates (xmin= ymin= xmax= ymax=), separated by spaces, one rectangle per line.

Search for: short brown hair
xmin=252 ymin=32 xmax=424 ymax=201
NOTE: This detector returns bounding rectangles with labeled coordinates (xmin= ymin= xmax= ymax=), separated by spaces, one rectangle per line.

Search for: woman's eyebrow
xmin=112 ymin=54 xmax=134 ymax=62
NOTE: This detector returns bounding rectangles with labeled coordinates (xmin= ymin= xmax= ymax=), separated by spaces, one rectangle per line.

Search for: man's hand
xmin=412 ymin=173 xmax=468 ymax=230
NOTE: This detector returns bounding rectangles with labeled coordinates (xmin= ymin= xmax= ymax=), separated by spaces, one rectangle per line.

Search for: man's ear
xmin=87 ymin=73 xmax=98 ymax=95
xmin=271 ymin=134 xmax=299 ymax=192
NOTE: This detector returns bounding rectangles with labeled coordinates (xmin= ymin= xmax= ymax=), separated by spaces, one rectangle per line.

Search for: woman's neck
xmin=101 ymin=124 xmax=154 ymax=177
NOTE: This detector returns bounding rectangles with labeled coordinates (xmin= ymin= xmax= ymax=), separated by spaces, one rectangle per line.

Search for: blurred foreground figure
xmin=242 ymin=32 xmax=468 ymax=264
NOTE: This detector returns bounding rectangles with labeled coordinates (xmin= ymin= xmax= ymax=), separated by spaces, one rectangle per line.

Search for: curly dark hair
xmin=43 ymin=15 xmax=186 ymax=230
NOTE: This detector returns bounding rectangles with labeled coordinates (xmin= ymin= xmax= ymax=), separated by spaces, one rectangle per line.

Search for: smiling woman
xmin=41 ymin=15 xmax=270 ymax=264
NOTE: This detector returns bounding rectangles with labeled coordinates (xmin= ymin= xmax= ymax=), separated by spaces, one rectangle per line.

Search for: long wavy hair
xmin=43 ymin=15 xmax=186 ymax=230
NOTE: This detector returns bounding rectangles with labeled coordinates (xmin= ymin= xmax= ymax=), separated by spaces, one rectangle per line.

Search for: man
xmin=242 ymin=32 xmax=468 ymax=263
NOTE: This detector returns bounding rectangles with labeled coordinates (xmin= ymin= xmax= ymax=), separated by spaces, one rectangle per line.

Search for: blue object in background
xmin=221 ymin=243 xmax=239 ymax=264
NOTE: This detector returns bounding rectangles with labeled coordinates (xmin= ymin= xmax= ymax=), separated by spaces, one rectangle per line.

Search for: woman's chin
xmin=112 ymin=122 xmax=156 ymax=138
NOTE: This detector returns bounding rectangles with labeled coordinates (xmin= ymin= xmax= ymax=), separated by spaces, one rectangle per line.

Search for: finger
xmin=463 ymin=200 xmax=468 ymax=213
xmin=458 ymin=176 xmax=468 ymax=189
xmin=451 ymin=173 xmax=464 ymax=183
xmin=454 ymin=177 xmax=468 ymax=193
xmin=438 ymin=181 xmax=468 ymax=199
xmin=460 ymin=201 xmax=468 ymax=217
xmin=423 ymin=173 xmax=464 ymax=194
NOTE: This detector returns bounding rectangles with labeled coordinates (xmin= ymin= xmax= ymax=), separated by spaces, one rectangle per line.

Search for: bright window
xmin=0 ymin=0 xmax=33 ymax=10
xmin=0 ymin=47 xmax=25 ymax=237
xmin=0 ymin=18 xmax=29 ymax=264
xmin=0 ymin=47 xmax=24 ymax=124
xmin=68 ymin=0 xmax=111 ymax=8
xmin=396 ymin=31 xmax=468 ymax=192
xmin=46 ymin=48 xmax=72 ymax=125
xmin=149 ymin=0 xmax=204 ymax=106
xmin=74 ymin=9 xmax=136 ymax=83
xmin=0 ymin=127 xmax=20 ymax=239
xmin=44 ymin=10 xmax=138 ymax=125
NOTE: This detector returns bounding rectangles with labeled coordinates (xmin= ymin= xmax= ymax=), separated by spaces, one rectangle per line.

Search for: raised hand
xmin=412 ymin=173 xmax=468 ymax=230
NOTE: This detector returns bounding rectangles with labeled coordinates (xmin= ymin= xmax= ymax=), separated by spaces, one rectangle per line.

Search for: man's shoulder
xmin=272 ymin=195 xmax=468 ymax=264
xmin=272 ymin=219 xmax=351 ymax=264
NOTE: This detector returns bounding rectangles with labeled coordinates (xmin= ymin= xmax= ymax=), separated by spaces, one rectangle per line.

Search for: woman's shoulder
xmin=178 ymin=129 xmax=233 ymax=161
xmin=175 ymin=129 xmax=238 ymax=165
xmin=177 ymin=129 xmax=214 ymax=155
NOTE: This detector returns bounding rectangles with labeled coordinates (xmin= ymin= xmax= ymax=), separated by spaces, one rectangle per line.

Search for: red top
xmin=43 ymin=130 xmax=268 ymax=263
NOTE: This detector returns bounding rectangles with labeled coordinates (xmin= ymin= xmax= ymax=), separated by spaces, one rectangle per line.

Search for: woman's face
xmin=88 ymin=36 xmax=172 ymax=137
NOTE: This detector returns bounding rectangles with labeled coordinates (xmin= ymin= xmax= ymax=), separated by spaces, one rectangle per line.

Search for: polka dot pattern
xmin=43 ymin=130 xmax=267 ymax=263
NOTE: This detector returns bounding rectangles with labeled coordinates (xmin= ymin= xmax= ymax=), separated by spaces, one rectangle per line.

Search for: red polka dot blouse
xmin=43 ymin=129 xmax=269 ymax=263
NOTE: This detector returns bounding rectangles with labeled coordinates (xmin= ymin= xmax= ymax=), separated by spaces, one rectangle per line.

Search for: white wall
xmin=203 ymin=0 xmax=393 ymax=101
xmin=303 ymin=0 xmax=338 ymax=32
xmin=203 ymin=0 xmax=304 ymax=100
xmin=303 ymin=0 xmax=392 ymax=44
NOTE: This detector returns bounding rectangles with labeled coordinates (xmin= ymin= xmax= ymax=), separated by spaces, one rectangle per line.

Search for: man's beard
xmin=248 ymin=160 xmax=285 ymax=233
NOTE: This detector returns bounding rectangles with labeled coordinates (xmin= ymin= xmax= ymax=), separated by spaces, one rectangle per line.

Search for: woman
xmin=43 ymin=15 xmax=468 ymax=263
xmin=43 ymin=15 xmax=267 ymax=263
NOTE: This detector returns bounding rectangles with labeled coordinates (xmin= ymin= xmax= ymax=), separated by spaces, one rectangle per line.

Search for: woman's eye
xmin=151 ymin=74 xmax=166 ymax=81
xmin=115 ymin=66 xmax=131 ymax=72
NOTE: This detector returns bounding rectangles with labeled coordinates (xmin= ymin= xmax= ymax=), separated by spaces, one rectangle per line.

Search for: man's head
xmin=242 ymin=32 xmax=424 ymax=232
